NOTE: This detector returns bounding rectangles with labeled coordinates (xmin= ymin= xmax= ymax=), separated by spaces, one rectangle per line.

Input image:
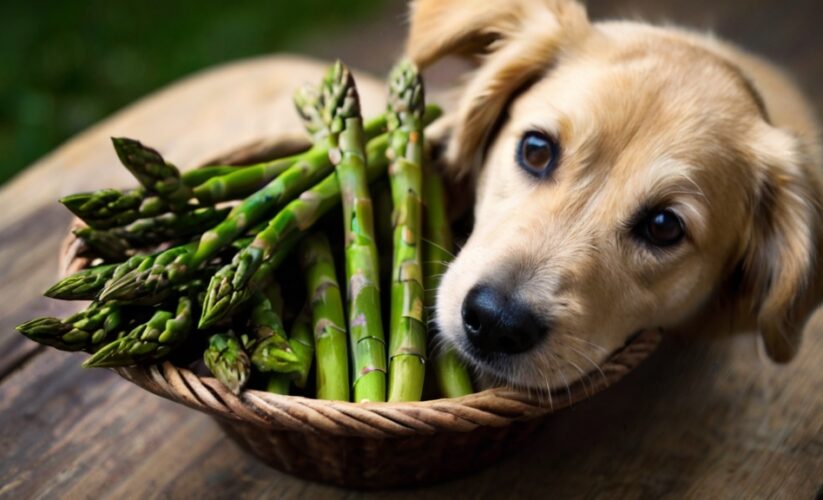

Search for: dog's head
xmin=408 ymin=0 xmax=822 ymax=389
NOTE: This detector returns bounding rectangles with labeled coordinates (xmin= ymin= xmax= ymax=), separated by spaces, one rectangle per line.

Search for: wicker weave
xmin=59 ymin=174 xmax=661 ymax=488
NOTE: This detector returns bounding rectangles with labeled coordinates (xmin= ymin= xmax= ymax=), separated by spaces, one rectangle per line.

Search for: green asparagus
xmin=116 ymin=206 xmax=230 ymax=245
xmin=300 ymin=233 xmax=349 ymax=401
xmin=44 ymin=263 xmax=118 ymax=300
xmin=60 ymin=188 xmax=167 ymax=230
xmin=112 ymin=137 xmax=191 ymax=210
xmin=179 ymin=165 xmax=238 ymax=188
xmin=198 ymin=234 xmax=300 ymax=328
xmin=16 ymin=302 xmax=124 ymax=352
xmin=76 ymin=206 xmax=230 ymax=253
xmin=249 ymin=288 xmax=300 ymax=373
xmin=73 ymin=226 xmax=131 ymax=262
xmin=193 ymin=148 xmax=324 ymax=205
xmin=83 ymin=294 xmax=195 ymax=367
xmin=321 ymin=61 xmax=386 ymax=402
xmin=100 ymin=241 xmax=199 ymax=302
xmin=293 ymin=84 xmax=327 ymax=142
xmin=386 ymin=60 xmax=428 ymax=402
xmin=248 ymin=283 xmax=299 ymax=393
xmin=204 ymin=331 xmax=251 ymax=394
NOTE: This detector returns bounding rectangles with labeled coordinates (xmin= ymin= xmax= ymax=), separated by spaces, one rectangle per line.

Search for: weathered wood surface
xmin=1 ymin=0 xmax=821 ymax=498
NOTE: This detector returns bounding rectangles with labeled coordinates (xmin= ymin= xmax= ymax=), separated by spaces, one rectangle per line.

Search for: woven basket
xmin=58 ymin=145 xmax=661 ymax=489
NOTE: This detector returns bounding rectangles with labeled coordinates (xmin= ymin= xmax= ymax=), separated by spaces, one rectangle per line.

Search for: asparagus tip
xmin=204 ymin=332 xmax=251 ymax=394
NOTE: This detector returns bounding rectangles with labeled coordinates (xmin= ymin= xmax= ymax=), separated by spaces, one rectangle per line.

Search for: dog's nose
xmin=461 ymin=284 xmax=547 ymax=355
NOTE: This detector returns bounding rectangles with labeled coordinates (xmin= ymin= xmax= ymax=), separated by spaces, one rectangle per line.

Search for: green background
xmin=0 ymin=0 xmax=388 ymax=185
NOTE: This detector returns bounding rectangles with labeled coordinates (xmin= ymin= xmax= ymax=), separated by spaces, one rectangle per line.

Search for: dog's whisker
xmin=537 ymin=364 xmax=554 ymax=410
xmin=563 ymin=341 xmax=608 ymax=387
xmin=554 ymin=347 xmax=593 ymax=398
xmin=532 ymin=349 xmax=560 ymax=409
xmin=558 ymin=333 xmax=610 ymax=354
xmin=550 ymin=352 xmax=573 ymax=404
xmin=543 ymin=374 xmax=553 ymax=410
xmin=420 ymin=237 xmax=457 ymax=259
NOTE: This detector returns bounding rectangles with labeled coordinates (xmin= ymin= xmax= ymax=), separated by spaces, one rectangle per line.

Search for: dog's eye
xmin=639 ymin=209 xmax=685 ymax=247
xmin=517 ymin=131 xmax=558 ymax=177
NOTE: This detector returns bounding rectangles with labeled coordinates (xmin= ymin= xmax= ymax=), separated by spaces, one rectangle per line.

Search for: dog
xmin=403 ymin=0 xmax=823 ymax=390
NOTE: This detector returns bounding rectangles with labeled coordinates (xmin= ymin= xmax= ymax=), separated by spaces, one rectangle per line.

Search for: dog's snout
xmin=461 ymin=284 xmax=547 ymax=355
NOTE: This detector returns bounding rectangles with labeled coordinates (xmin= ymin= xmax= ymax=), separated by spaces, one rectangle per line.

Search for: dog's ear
xmin=406 ymin=0 xmax=590 ymax=178
xmin=742 ymin=125 xmax=822 ymax=362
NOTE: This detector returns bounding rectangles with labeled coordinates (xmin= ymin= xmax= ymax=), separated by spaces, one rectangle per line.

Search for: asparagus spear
xmin=247 ymin=283 xmax=299 ymax=393
xmin=249 ymin=288 xmax=301 ymax=373
xmin=180 ymin=165 xmax=239 ymax=188
xmin=100 ymin=241 xmax=199 ymax=302
xmin=55 ymin=229 xmax=243 ymax=304
xmin=386 ymin=60 xmax=427 ymax=402
xmin=83 ymin=294 xmax=195 ymax=367
xmin=293 ymin=84 xmax=327 ymax=142
xmin=423 ymin=166 xmax=474 ymax=398
xmin=204 ymin=331 xmax=251 ymax=394
xmin=62 ymin=157 xmax=242 ymax=229
xmin=73 ymin=226 xmax=131 ymax=262
xmin=300 ymin=233 xmax=349 ymax=401
xmin=47 ymin=229 xmax=241 ymax=303
xmin=16 ymin=302 xmax=124 ymax=352
xmin=288 ymin=306 xmax=315 ymax=389
xmin=101 ymin=225 xmax=265 ymax=304
xmin=112 ymin=138 xmax=192 ymax=210
xmin=75 ymin=206 xmax=230 ymax=251
xmin=321 ymin=61 xmax=386 ymax=402
xmin=186 ymin=140 xmax=341 ymax=266
xmin=61 ymin=188 xmax=168 ymax=230
xmin=44 ymin=263 xmax=118 ymax=300
xmin=115 ymin=206 xmax=230 ymax=245
xmin=198 ymin=234 xmax=300 ymax=328
xmin=193 ymin=148 xmax=324 ymax=205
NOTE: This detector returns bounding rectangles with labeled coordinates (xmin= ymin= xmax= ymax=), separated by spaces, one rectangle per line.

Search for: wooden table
xmin=1 ymin=1 xmax=821 ymax=498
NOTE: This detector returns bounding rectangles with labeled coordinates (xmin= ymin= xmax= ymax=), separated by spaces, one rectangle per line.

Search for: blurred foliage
xmin=0 ymin=0 xmax=387 ymax=185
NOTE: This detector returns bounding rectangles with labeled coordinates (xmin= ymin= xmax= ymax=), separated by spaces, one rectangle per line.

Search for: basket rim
xmin=113 ymin=330 xmax=659 ymax=438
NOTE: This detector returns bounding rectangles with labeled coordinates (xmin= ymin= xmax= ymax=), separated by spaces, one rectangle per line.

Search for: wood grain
xmin=1 ymin=0 xmax=821 ymax=498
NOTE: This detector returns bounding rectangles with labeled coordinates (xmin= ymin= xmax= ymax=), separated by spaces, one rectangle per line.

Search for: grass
xmin=0 ymin=0 xmax=387 ymax=185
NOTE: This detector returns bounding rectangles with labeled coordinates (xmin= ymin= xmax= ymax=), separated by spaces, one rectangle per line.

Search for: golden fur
xmin=407 ymin=0 xmax=822 ymax=389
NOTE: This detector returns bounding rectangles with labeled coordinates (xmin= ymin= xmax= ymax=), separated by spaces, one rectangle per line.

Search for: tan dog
xmin=406 ymin=0 xmax=822 ymax=390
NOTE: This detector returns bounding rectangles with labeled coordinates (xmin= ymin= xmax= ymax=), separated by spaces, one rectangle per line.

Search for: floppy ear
xmin=406 ymin=0 xmax=590 ymax=178
xmin=742 ymin=126 xmax=822 ymax=362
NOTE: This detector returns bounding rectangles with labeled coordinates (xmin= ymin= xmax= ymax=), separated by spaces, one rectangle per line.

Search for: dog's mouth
xmin=454 ymin=330 xmax=657 ymax=393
